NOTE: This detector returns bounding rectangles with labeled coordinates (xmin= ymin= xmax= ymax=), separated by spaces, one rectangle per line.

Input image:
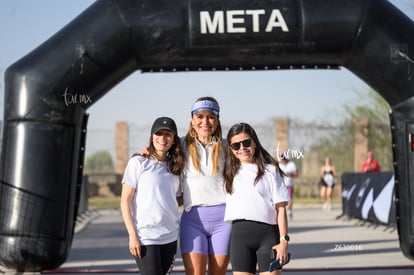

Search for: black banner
xmin=341 ymin=172 xmax=396 ymax=225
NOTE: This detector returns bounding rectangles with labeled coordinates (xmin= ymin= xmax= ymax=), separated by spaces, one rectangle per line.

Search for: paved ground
xmin=2 ymin=204 xmax=414 ymax=274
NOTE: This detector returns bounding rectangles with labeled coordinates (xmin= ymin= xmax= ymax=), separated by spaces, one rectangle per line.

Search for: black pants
xmin=230 ymin=220 xmax=280 ymax=273
xmin=134 ymin=241 xmax=177 ymax=275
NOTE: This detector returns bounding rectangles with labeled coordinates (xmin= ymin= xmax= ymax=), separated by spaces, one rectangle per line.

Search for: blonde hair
xmin=185 ymin=96 xmax=222 ymax=175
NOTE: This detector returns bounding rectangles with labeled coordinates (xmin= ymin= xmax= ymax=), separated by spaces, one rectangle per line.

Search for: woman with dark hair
xmin=224 ymin=122 xmax=290 ymax=275
xmin=320 ymin=157 xmax=337 ymax=211
xmin=120 ymin=117 xmax=185 ymax=275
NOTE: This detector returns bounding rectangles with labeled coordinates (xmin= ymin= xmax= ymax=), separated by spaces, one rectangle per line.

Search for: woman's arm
xmin=272 ymin=202 xmax=289 ymax=263
xmin=120 ymin=184 xmax=141 ymax=258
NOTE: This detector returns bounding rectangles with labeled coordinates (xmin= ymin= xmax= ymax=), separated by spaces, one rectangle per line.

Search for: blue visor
xmin=191 ymin=100 xmax=220 ymax=116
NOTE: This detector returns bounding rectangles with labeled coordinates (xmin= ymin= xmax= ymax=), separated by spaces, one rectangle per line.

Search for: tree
xmin=342 ymin=90 xmax=392 ymax=171
xmin=306 ymin=89 xmax=392 ymax=174
xmin=84 ymin=151 xmax=114 ymax=173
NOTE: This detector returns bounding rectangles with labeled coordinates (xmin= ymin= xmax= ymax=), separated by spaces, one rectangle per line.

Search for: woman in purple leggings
xmin=180 ymin=96 xmax=231 ymax=275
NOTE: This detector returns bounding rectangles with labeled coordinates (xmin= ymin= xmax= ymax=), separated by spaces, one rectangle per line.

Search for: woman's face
xmin=152 ymin=129 xmax=175 ymax=153
xmin=191 ymin=110 xmax=219 ymax=143
xmin=230 ymin=132 xmax=255 ymax=164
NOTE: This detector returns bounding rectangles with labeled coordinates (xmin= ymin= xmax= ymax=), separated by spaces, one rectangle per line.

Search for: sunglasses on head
xmin=230 ymin=139 xmax=252 ymax=150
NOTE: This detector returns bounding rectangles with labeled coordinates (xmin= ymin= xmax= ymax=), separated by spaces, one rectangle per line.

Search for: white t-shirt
xmin=224 ymin=163 xmax=290 ymax=225
xmin=279 ymin=161 xmax=297 ymax=187
xmin=181 ymin=137 xmax=227 ymax=212
xmin=122 ymin=155 xmax=181 ymax=245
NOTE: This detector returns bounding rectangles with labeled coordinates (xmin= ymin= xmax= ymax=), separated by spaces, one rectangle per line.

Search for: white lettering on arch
xmin=200 ymin=9 xmax=290 ymax=34
xmin=265 ymin=9 xmax=289 ymax=32
xmin=200 ymin=11 xmax=225 ymax=34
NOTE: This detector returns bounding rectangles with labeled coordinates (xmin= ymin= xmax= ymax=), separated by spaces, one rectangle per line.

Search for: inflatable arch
xmin=0 ymin=0 xmax=414 ymax=271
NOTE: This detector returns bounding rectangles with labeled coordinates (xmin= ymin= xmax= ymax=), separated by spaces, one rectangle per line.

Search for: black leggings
xmin=134 ymin=241 xmax=177 ymax=275
xmin=230 ymin=220 xmax=280 ymax=273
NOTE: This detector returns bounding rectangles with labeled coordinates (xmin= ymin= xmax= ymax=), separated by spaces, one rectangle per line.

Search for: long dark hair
xmin=224 ymin=122 xmax=283 ymax=194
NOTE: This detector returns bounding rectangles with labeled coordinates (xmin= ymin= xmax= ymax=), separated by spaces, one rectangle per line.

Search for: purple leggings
xmin=180 ymin=204 xmax=231 ymax=255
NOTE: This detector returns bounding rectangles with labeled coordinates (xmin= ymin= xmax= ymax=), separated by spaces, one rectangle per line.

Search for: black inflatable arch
xmin=1 ymin=0 xmax=414 ymax=271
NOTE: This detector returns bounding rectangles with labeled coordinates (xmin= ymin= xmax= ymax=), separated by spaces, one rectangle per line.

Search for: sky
xmin=0 ymin=0 xmax=413 ymax=157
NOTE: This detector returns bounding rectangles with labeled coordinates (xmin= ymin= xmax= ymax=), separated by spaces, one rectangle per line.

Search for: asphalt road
xmin=2 ymin=205 xmax=414 ymax=274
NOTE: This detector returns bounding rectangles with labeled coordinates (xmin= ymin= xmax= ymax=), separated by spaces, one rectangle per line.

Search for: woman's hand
xmin=129 ymin=236 xmax=142 ymax=258
xmin=272 ymin=241 xmax=288 ymax=265
xmin=139 ymin=146 xmax=151 ymax=157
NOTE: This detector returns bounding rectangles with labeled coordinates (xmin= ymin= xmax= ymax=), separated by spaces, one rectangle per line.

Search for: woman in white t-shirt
xmin=278 ymin=154 xmax=298 ymax=220
xmin=224 ymin=123 xmax=290 ymax=275
xmin=120 ymin=117 xmax=185 ymax=275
